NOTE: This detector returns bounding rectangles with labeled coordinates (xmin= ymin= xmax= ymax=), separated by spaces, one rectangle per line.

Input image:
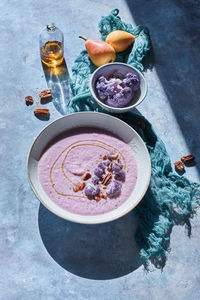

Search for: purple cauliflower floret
xmin=96 ymin=76 xmax=109 ymax=100
xmin=105 ymin=87 xmax=133 ymax=108
xmin=96 ymin=72 xmax=140 ymax=108
xmin=112 ymin=163 xmax=123 ymax=173
xmin=94 ymin=167 xmax=104 ymax=178
xmin=114 ymin=170 xmax=126 ymax=181
xmin=103 ymin=160 xmax=110 ymax=167
xmin=98 ymin=162 xmax=106 ymax=170
xmin=85 ymin=184 xmax=100 ymax=199
xmin=96 ymin=76 xmax=123 ymax=100
xmin=92 ymin=176 xmax=99 ymax=185
xmin=106 ymin=180 xmax=122 ymax=198
xmin=123 ymin=73 xmax=140 ymax=91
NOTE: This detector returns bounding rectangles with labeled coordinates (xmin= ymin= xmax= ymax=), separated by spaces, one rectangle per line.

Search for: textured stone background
xmin=0 ymin=0 xmax=199 ymax=299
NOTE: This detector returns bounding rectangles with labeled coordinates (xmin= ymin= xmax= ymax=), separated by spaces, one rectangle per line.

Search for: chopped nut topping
xmin=107 ymin=162 xmax=112 ymax=172
xmin=103 ymin=154 xmax=107 ymax=160
xmin=34 ymin=108 xmax=50 ymax=115
xmin=73 ymin=182 xmax=85 ymax=192
xmin=39 ymin=89 xmax=52 ymax=98
xmin=108 ymin=153 xmax=118 ymax=160
xmin=137 ymin=120 xmax=146 ymax=131
xmin=174 ymin=161 xmax=185 ymax=171
xmin=82 ymin=172 xmax=91 ymax=181
xmin=181 ymin=154 xmax=195 ymax=163
xmin=94 ymin=195 xmax=101 ymax=201
xmin=100 ymin=192 xmax=107 ymax=199
xmin=25 ymin=96 xmax=34 ymax=105
xmin=102 ymin=173 xmax=112 ymax=186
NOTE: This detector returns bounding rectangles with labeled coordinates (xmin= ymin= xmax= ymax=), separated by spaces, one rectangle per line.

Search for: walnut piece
xmin=25 ymin=96 xmax=34 ymax=105
xmin=181 ymin=154 xmax=195 ymax=164
xmin=82 ymin=172 xmax=91 ymax=181
xmin=39 ymin=89 xmax=52 ymax=98
xmin=73 ymin=182 xmax=85 ymax=192
xmin=102 ymin=173 xmax=112 ymax=186
xmin=107 ymin=163 xmax=112 ymax=172
xmin=100 ymin=192 xmax=107 ymax=199
xmin=94 ymin=195 xmax=101 ymax=201
xmin=34 ymin=108 xmax=50 ymax=115
xmin=137 ymin=120 xmax=146 ymax=131
xmin=174 ymin=161 xmax=185 ymax=171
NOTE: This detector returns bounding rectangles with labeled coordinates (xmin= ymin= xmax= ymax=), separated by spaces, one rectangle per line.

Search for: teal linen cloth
xmin=68 ymin=9 xmax=200 ymax=269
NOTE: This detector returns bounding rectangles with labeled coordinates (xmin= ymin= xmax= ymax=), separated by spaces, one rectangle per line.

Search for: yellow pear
xmin=79 ymin=36 xmax=116 ymax=67
xmin=106 ymin=30 xmax=138 ymax=53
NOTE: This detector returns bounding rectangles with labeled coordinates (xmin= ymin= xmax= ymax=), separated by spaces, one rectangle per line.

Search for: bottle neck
xmin=46 ymin=23 xmax=56 ymax=32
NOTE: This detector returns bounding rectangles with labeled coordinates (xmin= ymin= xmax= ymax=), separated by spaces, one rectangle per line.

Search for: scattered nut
xmin=137 ymin=120 xmax=146 ymax=131
xmin=102 ymin=173 xmax=112 ymax=186
xmin=103 ymin=154 xmax=108 ymax=160
xmin=108 ymin=153 xmax=118 ymax=160
xmin=94 ymin=195 xmax=101 ymax=201
xmin=100 ymin=192 xmax=107 ymax=199
xmin=174 ymin=161 xmax=185 ymax=172
xmin=39 ymin=89 xmax=52 ymax=98
xmin=73 ymin=182 xmax=85 ymax=192
xmin=34 ymin=108 xmax=50 ymax=115
xmin=181 ymin=154 xmax=195 ymax=164
xmin=82 ymin=172 xmax=91 ymax=181
xmin=107 ymin=163 xmax=112 ymax=172
xmin=25 ymin=96 xmax=34 ymax=105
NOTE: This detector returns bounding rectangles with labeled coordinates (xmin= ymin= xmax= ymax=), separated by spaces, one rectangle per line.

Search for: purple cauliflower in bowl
xmin=90 ymin=63 xmax=147 ymax=113
xmin=96 ymin=71 xmax=140 ymax=108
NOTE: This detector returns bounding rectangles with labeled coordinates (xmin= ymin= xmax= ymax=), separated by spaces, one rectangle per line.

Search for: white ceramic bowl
xmin=27 ymin=112 xmax=151 ymax=224
xmin=89 ymin=62 xmax=147 ymax=113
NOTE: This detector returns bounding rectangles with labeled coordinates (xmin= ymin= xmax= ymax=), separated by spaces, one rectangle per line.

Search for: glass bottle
xmin=39 ymin=23 xmax=64 ymax=67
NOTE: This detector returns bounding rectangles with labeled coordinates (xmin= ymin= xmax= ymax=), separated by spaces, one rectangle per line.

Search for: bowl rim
xmin=27 ymin=111 xmax=151 ymax=224
xmin=89 ymin=62 xmax=148 ymax=112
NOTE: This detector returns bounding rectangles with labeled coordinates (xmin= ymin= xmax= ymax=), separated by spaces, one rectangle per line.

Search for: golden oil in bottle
xmin=39 ymin=23 xmax=64 ymax=67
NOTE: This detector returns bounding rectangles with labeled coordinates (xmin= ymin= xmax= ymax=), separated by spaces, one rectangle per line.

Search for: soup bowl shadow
xmin=38 ymin=203 xmax=142 ymax=280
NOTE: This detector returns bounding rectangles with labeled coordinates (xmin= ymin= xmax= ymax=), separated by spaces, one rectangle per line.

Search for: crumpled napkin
xmin=68 ymin=9 xmax=200 ymax=269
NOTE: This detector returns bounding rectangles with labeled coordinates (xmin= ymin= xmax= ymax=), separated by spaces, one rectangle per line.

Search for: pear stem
xmin=79 ymin=36 xmax=87 ymax=41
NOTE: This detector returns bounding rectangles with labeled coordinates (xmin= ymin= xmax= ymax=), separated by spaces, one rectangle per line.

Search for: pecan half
xmin=137 ymin=120 xmax=146 ymax=131
xmin=174 ymin=161 xmax=185 ymax=171
xmin=25 ymin=95 xmax=34 ymax=105
xmin=108 ymin=153 xmax=118 ymax=160
xmin=34 ymin=108 xmax=50 ymax=115
xmin=100 ymin=191 xmax=107 ymax=199
xmin=102 ymin=173 xmax=112 ymax=186
xmin=107 ymin=162 xmax=112 ymax=172
xmin=94 ymin=195 xmax=101 ymax=201
xmin=39 ymin=89 xmax=52 ymax=98
xmin=73 ymin=182 xmax=85 ymax=192
xmin=181 ymin=154 xmax=195 ymax=163
xmin=82 ymin=172 xmax=91 ymax=181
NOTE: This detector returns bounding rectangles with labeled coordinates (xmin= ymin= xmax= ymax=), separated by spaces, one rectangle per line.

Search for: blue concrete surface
xmin=0 ymin=0 xmax=199 ymax=299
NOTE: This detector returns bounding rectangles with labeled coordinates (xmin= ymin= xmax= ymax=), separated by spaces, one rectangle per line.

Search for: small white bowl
xmin=90 ymin=62 xmax=147 ymax=113
xmin=27 ymin=112 xmax=151 ymax=224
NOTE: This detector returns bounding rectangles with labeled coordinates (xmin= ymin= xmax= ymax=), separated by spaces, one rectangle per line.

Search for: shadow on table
xmin=126 ymin=0 xmax=200 ymax=175
xmin=42 ymin=59 xmax=71 ymax=115
xmin=38 ymin=204 xmax=142 ymax=280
